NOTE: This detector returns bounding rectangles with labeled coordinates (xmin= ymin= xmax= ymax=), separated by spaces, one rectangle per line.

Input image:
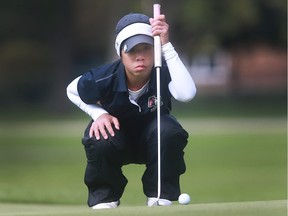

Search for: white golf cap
xmin=115 ymin=13 xmax=153 ymax=56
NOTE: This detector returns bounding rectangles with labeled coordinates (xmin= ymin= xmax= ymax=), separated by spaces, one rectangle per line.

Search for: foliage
xmin=164 ymin=0 xmax=286 ymax=55
xmin=0 ymin=0 xmax=286 ymax=110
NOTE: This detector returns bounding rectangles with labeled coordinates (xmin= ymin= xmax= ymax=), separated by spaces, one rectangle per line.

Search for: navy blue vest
xmin=77 ymin=60 xmax=172 ymax=124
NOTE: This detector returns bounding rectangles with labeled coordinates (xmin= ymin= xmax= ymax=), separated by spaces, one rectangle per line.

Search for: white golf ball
xmin=178 ymin=193 xmax=191 ymax=205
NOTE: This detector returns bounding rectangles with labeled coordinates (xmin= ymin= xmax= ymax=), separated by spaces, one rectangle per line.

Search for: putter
xmin=153 ymin=3 xmax=162 ymax=206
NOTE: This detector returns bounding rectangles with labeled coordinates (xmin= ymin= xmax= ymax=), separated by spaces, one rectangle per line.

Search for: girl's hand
xmin=150 ymin=14 xmax=169 ymax=45
xmin=89 ymin=113 xmax=120 ymax=140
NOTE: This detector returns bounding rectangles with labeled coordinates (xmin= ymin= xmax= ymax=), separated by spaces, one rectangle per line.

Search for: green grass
xmin=0 ymin=200 xmax=286 ymax=216
xmin=1 ymin=95 xmax=286 ymax=122
xmin=172 ymin=95 xmax=287 ymax=118
xmin=0 ymin=117 xmax=286 ymax=215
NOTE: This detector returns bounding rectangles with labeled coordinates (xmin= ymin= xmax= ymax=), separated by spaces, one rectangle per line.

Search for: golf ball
xmin=178 ymin=193 xmax=191 ymax=205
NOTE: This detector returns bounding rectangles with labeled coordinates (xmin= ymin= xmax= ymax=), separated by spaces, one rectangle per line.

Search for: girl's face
xmin=121 ymin=43 xmax=154 ymax=81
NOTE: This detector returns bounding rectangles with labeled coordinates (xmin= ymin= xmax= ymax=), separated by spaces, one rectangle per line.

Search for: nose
xmin=136 ymin=53 xmax=145 ymax=61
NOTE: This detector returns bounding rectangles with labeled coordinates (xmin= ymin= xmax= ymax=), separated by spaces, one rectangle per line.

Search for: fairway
xmin=0 ymin=200 xmax=286 ymax=216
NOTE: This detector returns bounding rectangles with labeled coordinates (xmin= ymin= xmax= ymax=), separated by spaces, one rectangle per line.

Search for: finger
xmin=152 ymin=21 xmax=168 ymax=30
xmin=152 ymin=27 xmax=163 ymax=35
xmin=89 ymin=126 xmax=94 ymax=138
xmin=150 ymin=15 xmax=165 ymax=27
xmin=112 ymin=117 xmax=120 ymax=130
xmin=152 ymin=24 xmax=169 ymax=37
xmin=90 ymin=122 xmax=100 ymax=139
xmin=152 ymin=29 xmax=165 ymax=37
xmin=159 ymin=14 xmax=166 ymax=21
xmin=151 ymin=23 xmax=167 ymax=32
xmin=105 ymin=122 xmax=115 ymax=137
xmin=94 ymin=128 xmax=101 ymax=140
xmin=90 ymin=125 xmax=101 ymax=140
xmin=153 ymin=14 xmax=165 ymax=21
xmin=99 ymin=126 xmax=108 ymax=139
xmin=153 ymin=15 xmax=166 ymax=25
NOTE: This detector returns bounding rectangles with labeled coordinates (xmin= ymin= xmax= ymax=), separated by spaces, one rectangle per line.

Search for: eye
xmin=144 ymin=44 xmax=153 ymax=50
xmin=128 ymin=44 xmax=153 ymax=54
xmin=129 ymin=47 xmax=137 ymax=54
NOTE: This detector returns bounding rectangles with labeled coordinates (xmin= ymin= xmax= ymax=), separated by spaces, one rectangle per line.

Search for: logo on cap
xmin=123 ymin=44 xmax=128 ymax=52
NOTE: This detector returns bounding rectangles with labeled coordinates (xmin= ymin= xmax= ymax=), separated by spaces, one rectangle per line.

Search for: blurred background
xmin=0 ymin=0 xmax=286 ymax=208
xmin=0 ymin=0 xmax=286 ymax=117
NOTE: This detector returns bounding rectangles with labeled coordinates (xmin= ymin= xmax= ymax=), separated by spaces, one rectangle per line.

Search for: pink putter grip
xmin=153 ymin=4 xmax=162 ymax=67
xmin=153 ymin=4 xmax=161 ymax=18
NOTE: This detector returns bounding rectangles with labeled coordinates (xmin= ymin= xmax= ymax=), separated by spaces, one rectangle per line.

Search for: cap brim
xmin=122 ymin=35 xmax=153 ymax=53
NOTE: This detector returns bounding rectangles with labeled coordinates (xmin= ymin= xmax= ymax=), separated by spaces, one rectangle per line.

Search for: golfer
xmin=66 ymin=12 xmax=196 ymax=209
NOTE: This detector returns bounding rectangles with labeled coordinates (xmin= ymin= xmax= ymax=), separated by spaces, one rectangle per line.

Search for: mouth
xmin=135 ymin=65 xmax=146 ymax=70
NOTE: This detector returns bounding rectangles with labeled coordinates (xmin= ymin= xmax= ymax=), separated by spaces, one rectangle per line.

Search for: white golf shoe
xmin=91 ymin=201 xmax=120 ymax=209
xmin=147 ymin=197 xmax=172 ymax=206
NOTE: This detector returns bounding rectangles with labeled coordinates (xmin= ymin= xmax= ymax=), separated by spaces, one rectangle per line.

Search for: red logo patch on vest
xmin=148 ymin=95 xmax=162 ymax=112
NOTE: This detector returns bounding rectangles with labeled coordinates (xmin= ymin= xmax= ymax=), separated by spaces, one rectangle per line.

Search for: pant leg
xmin=82 ymin=120 xmax=128 ymax=207
xmin=141 ymin=115 xmax=188 ymax=201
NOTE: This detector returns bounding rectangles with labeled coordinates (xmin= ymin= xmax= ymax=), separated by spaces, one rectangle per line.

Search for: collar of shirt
xmin=113 ymin=60 xmax=157 ymax=93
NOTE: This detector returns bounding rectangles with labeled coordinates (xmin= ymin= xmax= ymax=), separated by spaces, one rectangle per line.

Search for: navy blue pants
xmin=81 ymin=114 xmax=188 ymax=207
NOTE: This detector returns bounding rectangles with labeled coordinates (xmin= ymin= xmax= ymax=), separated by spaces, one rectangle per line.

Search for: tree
xmin=0 ymin=0 xmax=286 ymax=113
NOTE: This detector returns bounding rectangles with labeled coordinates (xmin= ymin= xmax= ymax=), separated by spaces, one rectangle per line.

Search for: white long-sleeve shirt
xmin=67 ymin=42 xmax=196 ymax=120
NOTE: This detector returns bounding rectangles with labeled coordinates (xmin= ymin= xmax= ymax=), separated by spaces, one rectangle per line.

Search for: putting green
xmin=0 ymin=200 xmax=286 ymax=216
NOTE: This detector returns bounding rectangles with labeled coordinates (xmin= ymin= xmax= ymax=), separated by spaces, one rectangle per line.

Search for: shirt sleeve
xmin=162 ymin=42 xmax=197 ymax=102
xmin=77 ymin=71 xmax=102 ymax=104
xmin=66 ymin=76 xmax=108 ymax=120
